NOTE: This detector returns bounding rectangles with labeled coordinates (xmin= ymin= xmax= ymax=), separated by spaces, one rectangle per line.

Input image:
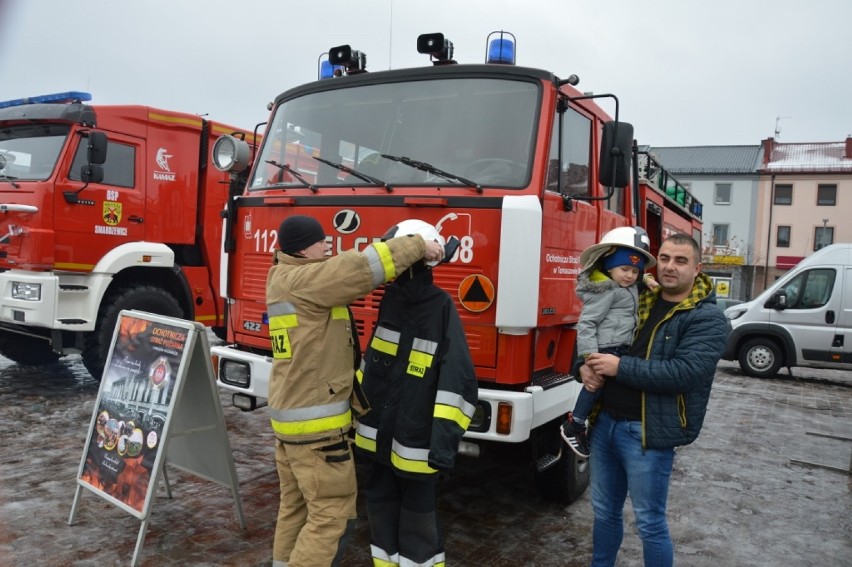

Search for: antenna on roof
xmin=774 ymin=115 xmax=791 ymax=139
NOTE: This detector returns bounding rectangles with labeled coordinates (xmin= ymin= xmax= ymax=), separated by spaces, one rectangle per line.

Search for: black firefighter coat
xmin=354 ymin=268 xmax=478 ymax=479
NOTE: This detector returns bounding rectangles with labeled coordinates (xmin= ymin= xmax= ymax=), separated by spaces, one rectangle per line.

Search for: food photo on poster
xmin=78 ymin=314 xmax=189 ymax=513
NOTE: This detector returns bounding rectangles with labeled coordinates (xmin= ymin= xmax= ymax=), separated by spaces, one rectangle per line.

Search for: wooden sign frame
xmin=69 ymin=310 xmax=244 ymax=566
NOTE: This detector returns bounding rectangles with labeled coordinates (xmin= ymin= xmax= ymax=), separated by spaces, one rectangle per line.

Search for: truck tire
xmin=738 ymin=337 xmax=783 ymax=378
xmin=534 ymin=422 xmax=590 ymax=504
xmin=0 ymin=333 xmax=60 ymax=366
xmin=82 ymin=285 xmax=183 ymax=380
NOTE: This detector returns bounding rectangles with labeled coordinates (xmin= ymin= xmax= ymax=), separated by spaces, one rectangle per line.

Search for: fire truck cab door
xmin=55 ymin=132 xmax=146 ymax=265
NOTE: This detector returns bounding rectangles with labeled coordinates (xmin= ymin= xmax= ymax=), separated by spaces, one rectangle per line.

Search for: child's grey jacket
xmin=576 ymin=268 xmax=639 ymax=357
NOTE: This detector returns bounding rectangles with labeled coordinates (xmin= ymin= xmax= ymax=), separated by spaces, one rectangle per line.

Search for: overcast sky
xmin=1 ymin=0 xmax=849 ymax=147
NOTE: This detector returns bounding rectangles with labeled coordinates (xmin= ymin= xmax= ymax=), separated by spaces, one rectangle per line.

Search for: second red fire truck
xmin=0 ymin=92 xmax=257 ymax=379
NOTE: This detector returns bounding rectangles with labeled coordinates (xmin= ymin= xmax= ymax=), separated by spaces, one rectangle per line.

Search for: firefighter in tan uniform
xmin=267 ymin=215 xmax=444 ymax=567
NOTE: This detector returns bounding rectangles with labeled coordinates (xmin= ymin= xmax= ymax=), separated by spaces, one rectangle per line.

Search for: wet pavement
xmin=0 ymin=353 xmax=850 ymax=567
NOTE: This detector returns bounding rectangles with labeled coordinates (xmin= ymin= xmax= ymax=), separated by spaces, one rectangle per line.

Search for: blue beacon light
xmin=319 ymin=59 xmax=345 ymax=80
xmin=0 ymin=91 xmax=92 ymax=109
xmin=486 ymin=31 xmax=516 ymax=65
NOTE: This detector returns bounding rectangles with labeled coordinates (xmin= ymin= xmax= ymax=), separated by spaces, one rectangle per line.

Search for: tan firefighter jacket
xmin=266 ymin=235 xmax=427 ymax=443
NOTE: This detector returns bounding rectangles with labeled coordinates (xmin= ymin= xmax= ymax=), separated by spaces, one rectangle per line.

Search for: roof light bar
xmin=485 ymin=31 xmax=516 ymax=65
xmin=0 ymin=91 xmax=92 ymax=109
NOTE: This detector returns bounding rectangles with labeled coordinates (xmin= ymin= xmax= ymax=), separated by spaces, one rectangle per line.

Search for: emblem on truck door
xmin=103 ymin=201 xmax=122 ymax=225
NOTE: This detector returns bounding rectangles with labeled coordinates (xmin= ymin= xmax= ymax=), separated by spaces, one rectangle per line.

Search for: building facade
xmin=649 ymin=145 xmax=762 ymax=301
xmin=753 ymin=137 xmax=852 ymax=294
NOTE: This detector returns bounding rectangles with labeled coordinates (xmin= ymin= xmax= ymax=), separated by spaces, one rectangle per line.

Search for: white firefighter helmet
xmin=578 ymin=226 xmax=656 ymax=272
xmin=382 ymin=219 xmax=446 ymax=267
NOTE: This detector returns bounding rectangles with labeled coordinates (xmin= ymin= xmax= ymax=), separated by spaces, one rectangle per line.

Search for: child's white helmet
xmin=579 ymin=226 xmax=656 ymax=271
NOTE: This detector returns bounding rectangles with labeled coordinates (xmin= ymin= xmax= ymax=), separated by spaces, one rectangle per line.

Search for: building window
xmin=817 ymin=184 xmax=836 ymax=206
xmin=714 ymin=183 xmax=731 ymax=204
xmin=777 ymin=226 xmax=791 ymax=248
xmin=774 ymin=184 xmax=792 ymax=205
xmin=712 ymin=223 xmax=729 ymax=246
xmin=814 ymin=226 xmax=833 ymax=250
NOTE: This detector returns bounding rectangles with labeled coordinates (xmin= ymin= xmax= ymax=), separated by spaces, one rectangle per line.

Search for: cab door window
xmin=780 ymin=268 xmax=836 ymax=309
xmin=546 ymin=107 xmax=591 ymax=197
xmin=69 ymin=139 xmax=135 ymax=188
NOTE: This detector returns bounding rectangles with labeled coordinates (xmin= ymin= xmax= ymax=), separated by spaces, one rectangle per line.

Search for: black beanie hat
xmin=278 ymin=215 xmax=326 ymax=255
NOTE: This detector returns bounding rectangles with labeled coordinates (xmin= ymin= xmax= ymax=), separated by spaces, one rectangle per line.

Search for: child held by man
xmin=560 ymin=227 xmax=657 ymax=457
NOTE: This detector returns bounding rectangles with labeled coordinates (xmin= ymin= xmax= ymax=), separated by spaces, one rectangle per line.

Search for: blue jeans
xmin=590 ymin=411 xmax=675 ymax=567
xmin=573 ymin=387 xmax=600 ymax=423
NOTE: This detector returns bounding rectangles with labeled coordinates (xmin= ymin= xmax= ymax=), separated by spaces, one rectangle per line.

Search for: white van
xmin=722 ymin=243 xmax=852 ymax=377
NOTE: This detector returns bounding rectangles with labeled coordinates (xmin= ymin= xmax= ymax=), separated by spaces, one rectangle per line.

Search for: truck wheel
xmin=738 ymin=337 xmax=783 ymax=378
xmin=0 ymin=333 xmax=60 ymax=366
xmin=534 ymin=423 xmax=590 ymax=504
xmin=82 ymin=285 xmax=183 ymax=380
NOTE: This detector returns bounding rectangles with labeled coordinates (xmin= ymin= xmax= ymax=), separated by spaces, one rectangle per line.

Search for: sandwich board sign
xmin=69 ymin=310 xmax=244 ymax=566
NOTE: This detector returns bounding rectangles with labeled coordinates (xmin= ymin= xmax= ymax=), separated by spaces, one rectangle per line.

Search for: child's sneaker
xmin=560 ymin=414 xmax=590 ymax=458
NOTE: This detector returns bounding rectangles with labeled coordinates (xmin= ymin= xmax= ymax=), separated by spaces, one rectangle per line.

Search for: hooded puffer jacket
xmin=575 ymin=268 xmax=639 ymax=357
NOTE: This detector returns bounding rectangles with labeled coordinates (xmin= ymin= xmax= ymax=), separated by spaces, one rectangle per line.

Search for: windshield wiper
xmin=0 ymin=157 xmax=20 ymax=188
xmin=312 ymin=156 xmax=392 ymax=193
xmin=0 ymin=173 xmax=20 ymax=189
xmin=380 ymin=154 xmax=481 ymax=193
xmin=265 ymin=160 xmax=317 ymax=193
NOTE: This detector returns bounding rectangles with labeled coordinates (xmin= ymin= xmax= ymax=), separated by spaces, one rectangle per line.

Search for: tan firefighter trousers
xmin=273 ymin=432 xmax=357 ymax=567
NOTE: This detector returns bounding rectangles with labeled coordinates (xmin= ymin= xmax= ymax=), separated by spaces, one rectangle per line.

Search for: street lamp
xmin=820 ymin=219 xmax=829 ymax=250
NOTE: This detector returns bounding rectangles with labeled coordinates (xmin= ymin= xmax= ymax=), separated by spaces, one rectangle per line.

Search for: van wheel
xmin=739 ymin=337 xmax=783 ymax=378
xmin=82 ymin=285 xmax=183 ymax=381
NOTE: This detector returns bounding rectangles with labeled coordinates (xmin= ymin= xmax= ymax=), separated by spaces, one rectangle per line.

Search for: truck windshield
xmin=251 ymin=77 xmax=539 ymax=190
xmin=0 ymin=124 xmax=70 ymax=182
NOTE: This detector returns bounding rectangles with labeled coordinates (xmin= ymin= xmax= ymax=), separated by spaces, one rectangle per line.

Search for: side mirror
xmin=87 ymin=132 xmax=108 ymax=165
xmin=81 ymin=164 xmax=104 ymax=184
xmin=767 ymin=291 xmax=787 ymax=311
xmin=598 ymin=121 xmax=633 ymax=189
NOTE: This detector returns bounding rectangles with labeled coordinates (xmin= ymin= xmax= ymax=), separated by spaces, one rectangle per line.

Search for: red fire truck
xmin=211 ymin=32 xmax=702 ymax=502
xmin=0 ymin=91 xmax=257 ymax=379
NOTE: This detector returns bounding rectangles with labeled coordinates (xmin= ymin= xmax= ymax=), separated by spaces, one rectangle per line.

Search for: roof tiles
xmin=649 ymin=145 xmax=762 ymax=175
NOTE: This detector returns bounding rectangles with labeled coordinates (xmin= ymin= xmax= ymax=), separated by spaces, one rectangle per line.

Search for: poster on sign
xmin=70 ymin=310 xmax=244 ymax=566
xmin=75 ymin=312 xmax=190 ymax=516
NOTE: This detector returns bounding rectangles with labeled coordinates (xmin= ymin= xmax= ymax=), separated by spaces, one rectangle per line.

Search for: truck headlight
xmin=219 ymin=359 xmax=250 ymax=388
xmin=12 ymin=282 xmax=41 ymax=301
xmin=467 ymin=401 xmax=491 ymax=433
